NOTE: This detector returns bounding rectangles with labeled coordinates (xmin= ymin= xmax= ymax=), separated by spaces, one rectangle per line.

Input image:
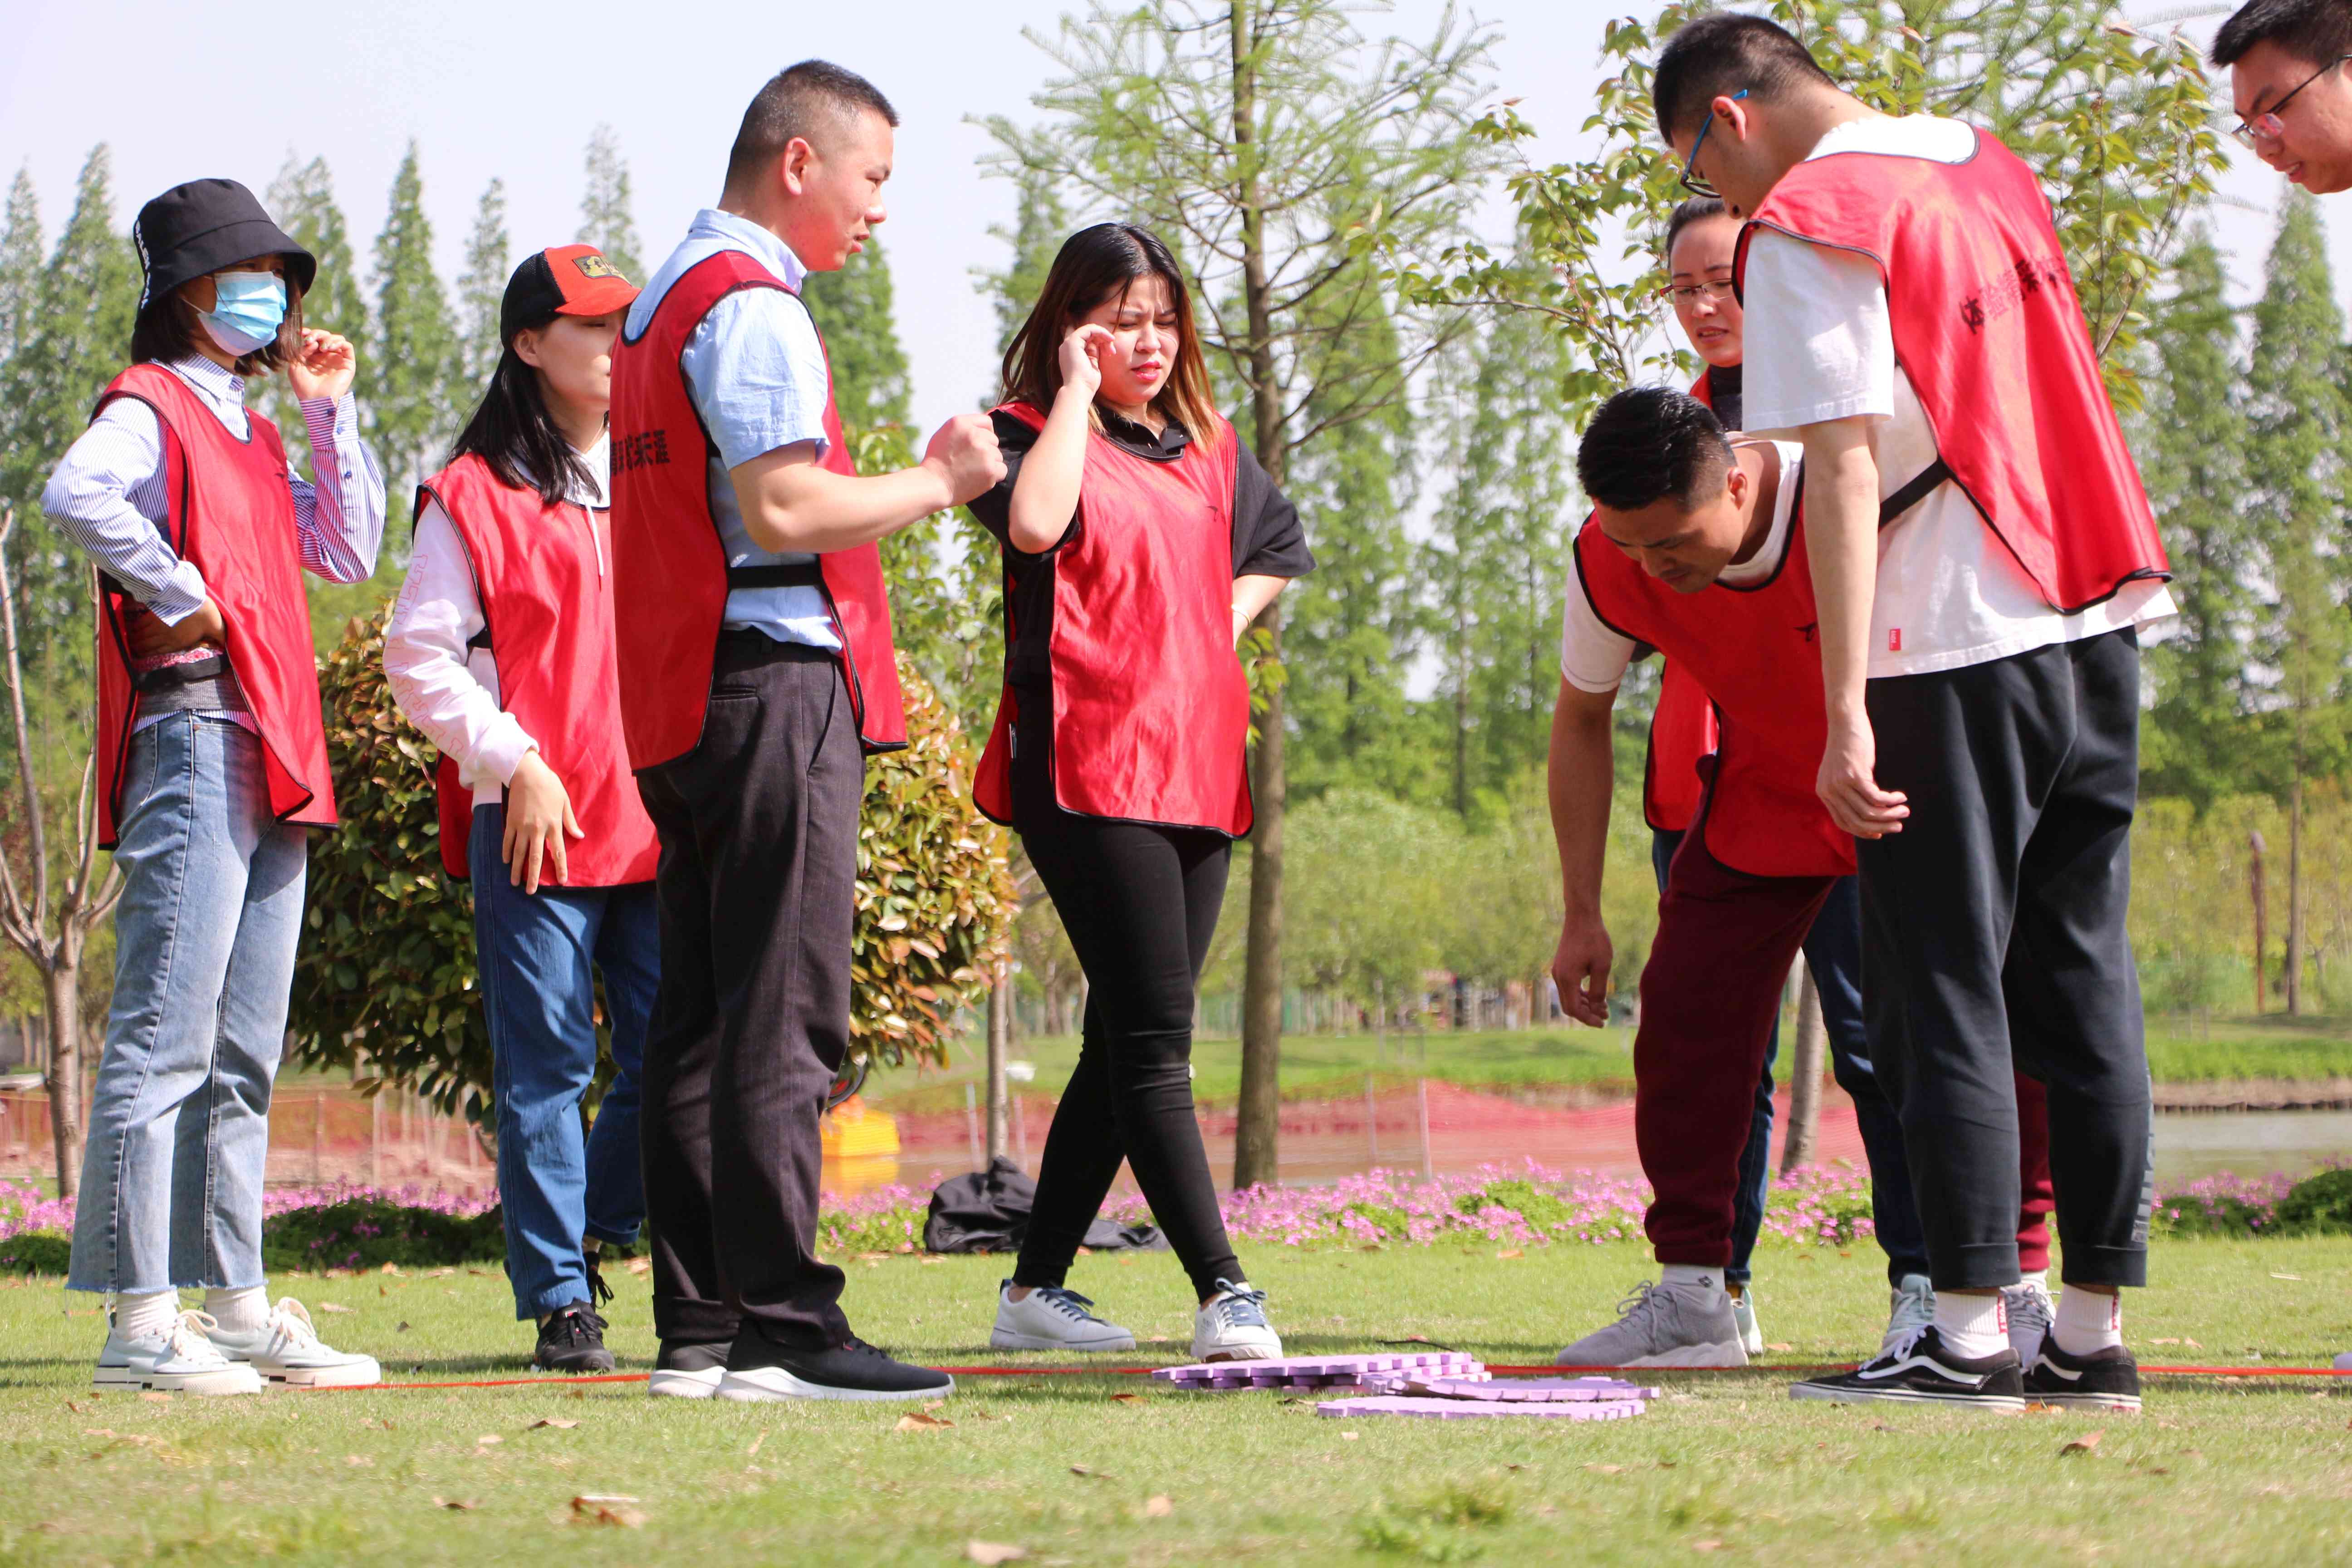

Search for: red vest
xmin=972 ymin=402 xmax=1253 ymax=837
xmin=1735 ymin=129 xmax=2168 ymax=612
xmin=1642 ymin=370 xmax=1726 ymax=834
xmin=1575 ymin=466 xmax=1852 ymax=879
xmin=416 ymin=455 xmax=661 ymax=887
xmin=608 ymin=249 xmax=905 ymax=769
xmin=92 ymin=364 xmax=334 ymax=848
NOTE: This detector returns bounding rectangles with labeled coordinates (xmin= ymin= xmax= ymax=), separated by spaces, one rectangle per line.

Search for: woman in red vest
xmin=385 ymin=246 xmax=657 ymax=1375
xmin=968 ymin=224 xmax=1313 ymax=1363
xmin=46 ymin=179 xmax=383 ymax=1393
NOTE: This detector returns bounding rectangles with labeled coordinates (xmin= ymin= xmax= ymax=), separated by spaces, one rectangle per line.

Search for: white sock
xmin=2051 ymin=1286 xmax=2123 ymax=1355
xmin=1660 ymin=1264 xmax=1725 ymax=1307
xmin=113 ymin=1289 xmax=180 ymax=1343
xmin=2015 ymin=1269 xmax=2049 ymax=1293
xmin=1930 ymin=1291 xmax=2009 ymax=1360
xmin=204 ymin=1285 xmax=270 ymax=1335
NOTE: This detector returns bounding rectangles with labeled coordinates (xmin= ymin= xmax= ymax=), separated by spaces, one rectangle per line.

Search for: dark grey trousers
xmin=636 ymin=637 xmax=863 ymax=1349
xmin=1858 ymin=626 xmax=2152 ymax=1292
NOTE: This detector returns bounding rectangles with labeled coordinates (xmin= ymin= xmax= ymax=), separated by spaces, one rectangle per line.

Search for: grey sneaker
xmin=1730 ymin=1287 xmax=1764 ymax=1357
xmin=992 ymin=1282 xmax=1137 ymax=1352
xmin=1191 ymin=1279 xmax=1282 ymax=1362
xmin=2004 ymin=1279 xmax=2056 ymax=1366
xmin=1884 ymin=1274 xmax=1936 ymax=1356
xmin=1556 ymin=1277 xmax=1747 ymax=1368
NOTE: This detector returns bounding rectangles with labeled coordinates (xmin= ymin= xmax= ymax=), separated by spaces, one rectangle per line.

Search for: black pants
xmin=1007 ymin=690 xmax=1244 ymax=1300
xmin=635 ymin=638 xmax=863 ymax=1349
xmin=1858 ymin=627 xmax=2152 ymax=1292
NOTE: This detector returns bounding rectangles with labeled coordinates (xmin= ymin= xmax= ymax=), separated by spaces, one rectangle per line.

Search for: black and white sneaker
xmin=1790 ymin=1326 xmax=2025 ymax=1411
xmin=2022 ymin=1334 xmax=2142 ymax=1411
xmin=648 ymin=1338 xmax=731 ymax=1399
xmin=533 ymin=1303 xmax=615 ymax=1373
xmin=718 ymin=1333 xmax=955 ymax=1403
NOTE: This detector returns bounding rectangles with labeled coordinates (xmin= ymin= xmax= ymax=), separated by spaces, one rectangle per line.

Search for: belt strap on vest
xmin=726 ymin=562 xmax=824 ymax=589
xmin=1878 ymin=458 xmax=1952 ymax=529
xmin=132 ymin=653 xmax=230 ymax=693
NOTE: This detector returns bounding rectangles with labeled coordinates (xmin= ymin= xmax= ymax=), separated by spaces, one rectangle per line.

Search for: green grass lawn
xmin=870 ymin=1015 xmax=2352 ymax=1116
xmin=6 ymin=1237 xmax=2352 ymax=1564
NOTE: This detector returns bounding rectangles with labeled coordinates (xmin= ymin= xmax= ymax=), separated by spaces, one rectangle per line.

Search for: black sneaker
xmin=533 ymin=1303 xmax=615 ymax=1374
xmin=718 ymin=1333 xmax=955 ymax=1403
xmin=1790 ymin=1326 xmax=2025 ymax=1411
xmin=2023 ymin=1333 xmax=2142 ymax=1411
xmin=648 ymin=1338 xmax=731 ymax=1400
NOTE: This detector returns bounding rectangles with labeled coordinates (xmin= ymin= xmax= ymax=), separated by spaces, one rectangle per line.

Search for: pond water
xmin=2151 ymin=1108 xmax=2352 ymax=1185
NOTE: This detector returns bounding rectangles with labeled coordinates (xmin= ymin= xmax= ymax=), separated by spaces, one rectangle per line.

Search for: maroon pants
xmin=1637 ymin=822 xmax=2058 ymax=1269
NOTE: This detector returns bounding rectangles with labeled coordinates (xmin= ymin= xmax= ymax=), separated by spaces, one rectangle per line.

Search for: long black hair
xmin=449 ymin=341 xmax=596 ymax=507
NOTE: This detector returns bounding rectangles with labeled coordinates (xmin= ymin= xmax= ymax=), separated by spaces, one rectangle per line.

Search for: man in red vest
xmin=610 ymin=60 xmax=1002 ymax=1404
xmin=2216 ymin=0 xmax=2352 ymax=194
xmin=1656 ymin=13 xmax=2172 ymax=1411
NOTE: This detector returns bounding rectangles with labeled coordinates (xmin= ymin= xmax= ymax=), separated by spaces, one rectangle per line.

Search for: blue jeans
xmin=69 ymin=716 xmax=309 ymax=1294
xmin=470 ymin=804 xmax=658 ymax=1319
xmin=1651 ymin=829 xmax=1931 ymax=1288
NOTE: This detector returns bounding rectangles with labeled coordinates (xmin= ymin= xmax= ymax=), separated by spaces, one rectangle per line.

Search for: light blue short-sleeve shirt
xmin=627 ymin=208 xmax=840 ymax=648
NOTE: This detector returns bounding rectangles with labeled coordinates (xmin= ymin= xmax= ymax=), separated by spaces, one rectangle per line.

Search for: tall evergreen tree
xmin=578 ymin=125 xmax=643 ymax=284
xmin=801 ymin=232 xmax=910 ymax=432
xmin=454 ymin=178 xmax=510 ymax=392
xmin=2244 ymin=191 xmax=2352 ymax=1014
xmin=366 ymin=142 xmax=460 ymax=535
xmin=2139 ymin=229 xmax=2254 ymax=813
xmin=0 ymin=168 xmax=44 ymax=366
xmin=262 ymin=154 xmax=365 ymax=474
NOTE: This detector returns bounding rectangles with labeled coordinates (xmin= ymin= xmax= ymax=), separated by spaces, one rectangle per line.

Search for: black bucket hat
xmin=132 ymin=179 xmax=317 ymax=310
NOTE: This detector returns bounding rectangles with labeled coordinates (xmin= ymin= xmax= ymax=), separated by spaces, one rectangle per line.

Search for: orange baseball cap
xmin=500 ymin=244 xmax=639 ymax=342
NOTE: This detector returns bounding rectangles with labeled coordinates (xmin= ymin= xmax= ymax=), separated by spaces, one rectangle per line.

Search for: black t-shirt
xmin=964 ymin=405 xmax=1316 ymax=686
xmin=1704 ymin=363 xmax=1744 ymax=432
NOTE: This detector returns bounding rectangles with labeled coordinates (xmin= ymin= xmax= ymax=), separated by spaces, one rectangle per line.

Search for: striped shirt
xmin=40 ymin=355 xmax=387 ymax=625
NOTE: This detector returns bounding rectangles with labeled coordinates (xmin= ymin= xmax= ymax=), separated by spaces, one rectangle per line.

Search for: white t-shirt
xmin=1561 ymin=441 xmax=1805 ymax=694
xmin=1740 ymin=113 xmax=2173 ymax=679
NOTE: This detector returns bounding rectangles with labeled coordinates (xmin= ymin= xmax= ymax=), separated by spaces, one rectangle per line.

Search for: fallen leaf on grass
xmin=965 ymin=1544 xmax=1026 ymax=1565
xmin=1586 ymin=1464 xmax=1622 ymax=1475
xmin=526 ymin=1418 xmax=579 ymax=1431
xmin=395 ymin=1322 xmax=411 ymax=1333
xmin=1144 ymin=1494 xmax=1173 ymax=1518
xmin=476 ymin=1435 xmax=504 ymax=1446
xmin=1069 ymin=1465 xmax=1113 ymax=1480
xmin=431 ymin=1497 xmax=476 ymax=1511
xmin=570 ymin=1494 xmax=645 ymax=1528
xmin=345 ymin=1455 xmax=374 ymax=1468
xmin=382 ymin=1263 xmax=403 ymax=1276
xmin=2151 ymin=1338 xmax=2180 ymax=1346
xmin=2270 ymin=1273 xmax=2302 ymax=1282
xmin=429 ymin=1267 xmax=456 ymax=1279
xmin=1693 ymin=1543 xmax=1725 ymax=1553
xmin=317 ymin=1303 xmax=353 ymax=1314
xmin=2061 ymin=1431 xmax=2104 ymax=1457
xmin=747 ymin=1430 xmax=769 ymax=1459
xmin=139 ymin=1392 xmax=172 ymax=1405
xmin=1109 ymin=1392 xmax=1143 ymax=1404
xmin=1765 ymin=1343 xmax=1793 ymax=1352
xmin=626 ymin=1257 xmax=651 ymax=1277
xmin=64 ymin=1399 xmax=91 ymax=1414
xmin=1341 ymin=1431 xmax=1359 ymax=1441
xmin=895 ymin=1411 xmax=954 ymax=1432
xmin=1495 ymin=1248 xmax=1523 ymax=1260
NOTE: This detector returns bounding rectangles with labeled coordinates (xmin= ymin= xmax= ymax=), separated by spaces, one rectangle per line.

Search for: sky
xmin=0 ymin=0 xmax=2305 ymax=445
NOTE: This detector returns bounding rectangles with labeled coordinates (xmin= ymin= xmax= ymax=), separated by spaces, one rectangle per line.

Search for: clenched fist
xmin=925 ymin=413 xmax=1007 ymax=507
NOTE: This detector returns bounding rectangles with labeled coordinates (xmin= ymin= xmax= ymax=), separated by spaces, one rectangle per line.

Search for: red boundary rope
xmin=306 ymin=1361 xmax=2352 ymax=1392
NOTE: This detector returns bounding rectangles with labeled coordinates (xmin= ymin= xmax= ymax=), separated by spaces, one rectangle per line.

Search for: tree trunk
xmin=985 ymin=972 xmax=1011 ymax=1161
xmin=2288 ymin=778 xmax=2305 ymax=1016
xmin=44 ymin=960 xmax=83 ymax=1197
xmin=1779 ymin=962 xmax=1826 ymax=1176
xmin=1231 ymin=0 xmax=1288 ymax=1193
xmin=2249 ymin=829 xmax=2268 ymax=1015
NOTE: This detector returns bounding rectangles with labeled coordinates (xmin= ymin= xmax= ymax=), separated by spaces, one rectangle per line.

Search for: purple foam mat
xmin=1381 ymin=1376 xmax=1660 ymax=1403
xmin=1152 ymin=1352 xmax=1485 ymax=1388
xmin=1315 ymin=1396 xmax=1647 ymax=1421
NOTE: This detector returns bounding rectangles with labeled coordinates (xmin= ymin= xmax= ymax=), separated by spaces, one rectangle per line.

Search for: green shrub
xmin=286 ymin=607 xmax=1016 ymax=1124
xmin=2273 ymin=1168 xmax=2352 ymax=1236
xmin=0 ymin=1230 xmax=70 ymax=1274
xmin=259 ymin=1197 xmax=506 ymax=1274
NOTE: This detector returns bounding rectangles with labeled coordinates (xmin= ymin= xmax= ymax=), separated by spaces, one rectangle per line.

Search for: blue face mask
xmin=198 ymin=271 xmax=287 ymax=356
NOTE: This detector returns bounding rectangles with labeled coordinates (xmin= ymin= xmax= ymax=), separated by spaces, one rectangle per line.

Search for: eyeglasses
xmin=1661 ymin=279 xmax=1738 ymax=306
xmin=1680 ymin=89 xmax=1749 ymax=196
xmin=2233 ymin=54 xmax=2352 ymax=149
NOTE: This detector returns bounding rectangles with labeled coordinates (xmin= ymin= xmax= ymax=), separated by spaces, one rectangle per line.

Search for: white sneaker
xmin=1885 ymin=1274 xmax=1936 ymax=1357
xmin=94 ymin=1309 xmax=264 ymax=1395
xmin=1555 ymin=1277 xmax=1746 ymax=1369
xmin=1191 ymin=1279 xmax=1282 ymax=1362
xmin=206 ymin=1298 xmax=382 ymax=1388
xmin=2004 ymin=1279 xmax=2056 ymax=1367
xmin=991 ymin=1282 xmax=1137 ymax=1352
xmin=1730 ymin=1287 xmax=1764 ymax=1357
xmin=649 ymin=1341 xmax=729 ymax=1398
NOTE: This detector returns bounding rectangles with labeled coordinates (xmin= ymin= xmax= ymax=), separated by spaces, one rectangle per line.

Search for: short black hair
xmin=1578 ymin=386 xmax=1735 ymax=513
xmin=2213 ymin=0 xmax=2352 ymax=67
xmin=725 ymin=60 xmax=900 ymax=194
xmin=1664 ymin=196 xmax=1730 ymax=263
xmin=1652 ymin=12 xmax=1838 ymax=142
